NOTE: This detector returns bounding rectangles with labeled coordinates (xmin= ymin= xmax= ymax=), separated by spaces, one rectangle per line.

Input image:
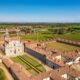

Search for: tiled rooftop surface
xmin=2 ymin=58 xmax=30 ymax=80
xmin=2 ymin=40 xmax=80 ymax=80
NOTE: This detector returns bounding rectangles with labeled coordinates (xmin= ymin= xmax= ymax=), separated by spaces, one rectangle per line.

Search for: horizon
xmin=0 ymin=0 xmax=80 ymax=23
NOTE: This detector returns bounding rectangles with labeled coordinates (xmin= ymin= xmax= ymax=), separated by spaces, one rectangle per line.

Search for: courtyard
xmin=45 ymin=41 xmax=80 ymax=51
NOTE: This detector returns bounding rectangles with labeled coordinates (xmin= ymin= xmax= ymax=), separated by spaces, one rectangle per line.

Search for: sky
xmin=0 ymin=0 xmax=80 ymax=23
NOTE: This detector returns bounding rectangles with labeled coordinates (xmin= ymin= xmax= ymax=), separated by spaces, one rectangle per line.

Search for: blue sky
xmin=0 ymin=0 xmax=80 ymax=22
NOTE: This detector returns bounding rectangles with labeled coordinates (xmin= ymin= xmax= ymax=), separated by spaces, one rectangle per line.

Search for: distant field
xmin=21 ymin=34 xmax=53 ymax=41
xmin=54 ymin=33 xmax=80 ymax=42
xmin=45 ymin=41 xmax=80 ymax=51
xmin=11 ymin=54 xmax=46 ymax=74
xmin=0 ymin=24 xmax=79 ymax=42
xmin=20 ymin=32 xmax=80 ymax=42
xmin=0 ymin=69 xmax=7 ymax=80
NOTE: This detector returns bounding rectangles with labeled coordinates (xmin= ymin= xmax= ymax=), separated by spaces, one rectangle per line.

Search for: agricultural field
xmin=20 ymin=26 xmax=80 ymax=41
xmin=21 ymin=34 xmax=53 ymax=41
xmin=0 ymin=24 xmax=80 ymax=42
xmin=54 ymin=33 xmax=80 ymax=42
xmin=0 ymin=69 xmax=7 ymax=80
xmin=45 ymin=41 xmax=80 ymax=51
xmin=11 ymin=54 xmax=46 ymax=75
xmin=20 ymin=33 xmax=80 ymax=42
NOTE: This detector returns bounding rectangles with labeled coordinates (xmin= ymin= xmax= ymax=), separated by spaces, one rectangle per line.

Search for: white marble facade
xmin=5 ymin=40 xmax=24 ymax=56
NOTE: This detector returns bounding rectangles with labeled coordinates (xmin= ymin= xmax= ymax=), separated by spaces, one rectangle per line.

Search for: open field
xmin=54 ymin=33 xmax=80 ymax=42
xmin=20 ymin=33 xmax=80 ymax=42
xmin=45 ymin=41 xmax=80 ymax=51
xmin=11 ymin=54 xmax=46 ymax=75
xmin=21 ymin=34 xmax=53 ymax=41
xmin=0 ymin=68 xmax=7 ymax=80
xmin=0 ymin=24 xmax=80 ymax=42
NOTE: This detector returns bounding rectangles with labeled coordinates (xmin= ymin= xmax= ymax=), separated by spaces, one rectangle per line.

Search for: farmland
xmin=20 ymin=25 xmax=80 ymax=41
xmin=53 ymin=33 xmax=80 ymax=42
xmin=11 ymin=54 xmax=46 ymax=75
xmin=20 ymin=33 xmax=80 ymax=42
xmin=21 ymin=34 xmax=53 ymax=41
xmin=45 ymin=41 xmax=80 ymax=51
xmin=0 ymin=69 xmax=7 ymax=80
xmin=0 ymin=23 xmax=80 ymax=42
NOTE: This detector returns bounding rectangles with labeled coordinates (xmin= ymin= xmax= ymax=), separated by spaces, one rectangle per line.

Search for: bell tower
xmin=4 ymin=29 xmax=10 ymax=42
xmin=16 ymin=29 xmax=20 ymax=40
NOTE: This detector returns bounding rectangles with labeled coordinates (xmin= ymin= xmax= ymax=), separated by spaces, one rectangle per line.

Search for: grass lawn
xmin=11 ymin=54 xmax=46 ymax=75
xmin=21 ymin=34 xmax=53 ymax=41
xmin=20 ymin=33 xmax=80 ymax=42
xmin=45 ymin=41 xmax=80 ymax=51
xmin=0 ymin=69 xmax=7 ymax=80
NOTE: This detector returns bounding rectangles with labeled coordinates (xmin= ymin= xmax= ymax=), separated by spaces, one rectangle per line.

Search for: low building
xmin=2 ymin=58 xmax=30 ymax=80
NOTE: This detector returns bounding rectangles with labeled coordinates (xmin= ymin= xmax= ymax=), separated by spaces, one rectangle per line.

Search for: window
xmin=14 ymin=50 xmax=16 ymax=54
xmin=43 ymin=77 xmax=51 ymax=80
xmin=10 ymin=50 xmax=12 ymax=53
xmin=18 ymin=49 xmax=20 ymax=51
xmin=14 ymin=44 xmax=15 ymax=46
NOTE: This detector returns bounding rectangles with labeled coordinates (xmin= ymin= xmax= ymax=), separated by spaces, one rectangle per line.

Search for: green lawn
xmin=0 ymin=69 xmax=7 ymax=80
xmin=20 ymin=32 xmax=80 ymax=42
xmin=21 ymin=34 xmax=53 ymax=41
xmin=45 ymin=41 xmax=80 ymax=51
xmin=11 ymin=54 xmax=46 ymax=74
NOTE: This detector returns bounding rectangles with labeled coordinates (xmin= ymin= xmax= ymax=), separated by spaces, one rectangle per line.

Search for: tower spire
xmin=16 ymin=29 xmax=20 ymax=40
xmin=4 ymin=29 xmax=10 ymax=41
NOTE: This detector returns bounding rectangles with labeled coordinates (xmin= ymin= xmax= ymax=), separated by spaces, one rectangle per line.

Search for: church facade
xmin=5 ymin=40 xmax=24 ymax=56
xmin=3 ymin=29 xmax=24 ymax=56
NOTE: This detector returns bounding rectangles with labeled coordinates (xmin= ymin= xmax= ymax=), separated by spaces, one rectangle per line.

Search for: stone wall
xmin=24 ymin=47 xmax=46 ymax=64
xmin=24 ymin=47 xmax=60 ymax=69
xmin=56 ymin=38 xmax=80 ymax=47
